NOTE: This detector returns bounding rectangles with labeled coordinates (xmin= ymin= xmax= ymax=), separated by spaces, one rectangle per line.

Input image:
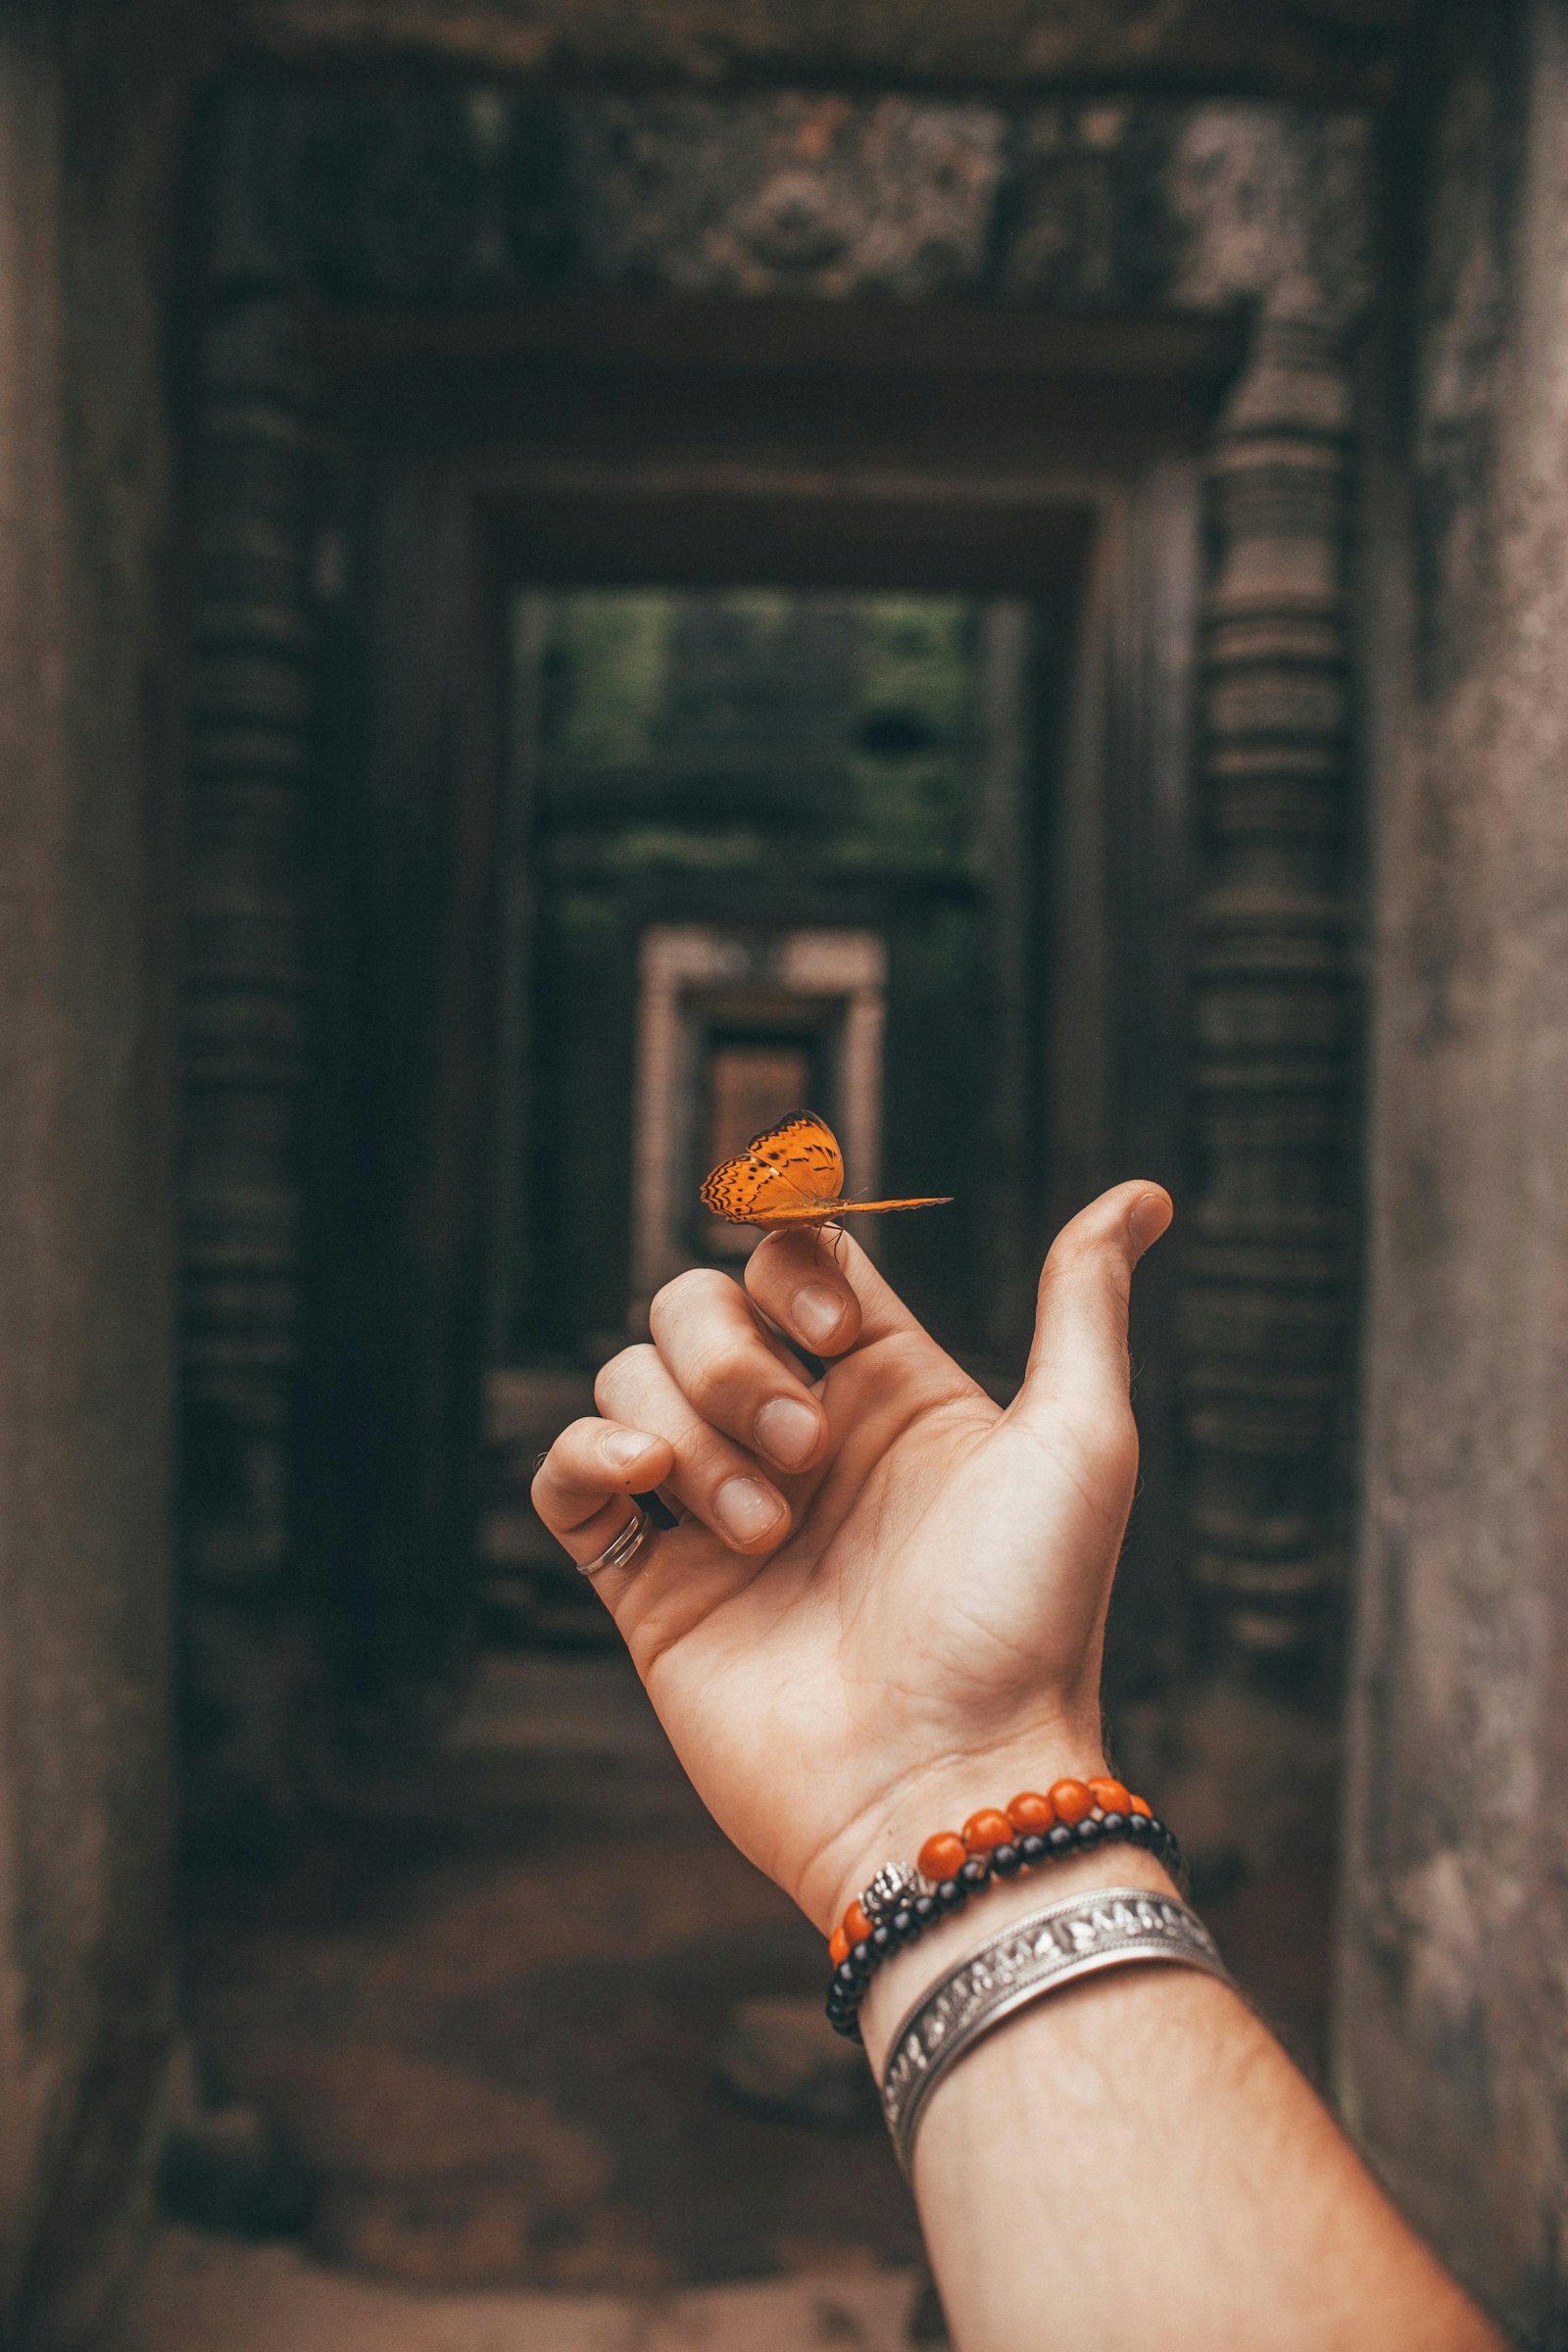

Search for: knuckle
xmin=683 ymin=1331 xmax=758 ymax=1407
xmin=553 ymin=1415 xmax=603 ymax=1461
xmin=1039 ymin=1234 xmax=1086 ymax=1291
xmin=650 ymin=1265 xmax=733 ymax=1331
xmin=1035 ymin=1248 xmax=1075 ymax=1304
xmin=593 ymin=1345 xmax=658 ymax=1413
xmin=1037 ymin=1253 xmax=1133 ymax=1337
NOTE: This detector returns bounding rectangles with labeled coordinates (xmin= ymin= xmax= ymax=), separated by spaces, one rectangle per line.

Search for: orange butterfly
xmin=700 ymin=1110 xmax=952 ymax=1229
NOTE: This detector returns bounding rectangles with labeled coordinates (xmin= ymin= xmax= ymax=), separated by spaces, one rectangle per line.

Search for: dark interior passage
xmin=21 ymin=20 xmax=1567 ymax=2342
xmin=163 ymin=75 xmax=1348 ymax=2333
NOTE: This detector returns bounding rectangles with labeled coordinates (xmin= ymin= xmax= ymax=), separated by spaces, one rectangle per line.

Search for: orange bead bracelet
xmin=825 ymin=1780 xmax=1175 ymax=2039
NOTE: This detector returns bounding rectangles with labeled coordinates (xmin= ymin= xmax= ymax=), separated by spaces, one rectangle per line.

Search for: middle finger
xmin=649 ymin=1266 xmax=828 ymax=1475
xmin=594 ymin=1342 xmax=792 ymax=1554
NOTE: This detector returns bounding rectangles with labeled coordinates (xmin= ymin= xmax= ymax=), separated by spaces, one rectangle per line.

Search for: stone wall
xmin=1339 ymin=0 xmax=1568 ymax=2337
xmin=0 ymin=4 xmax=188 ymax=2340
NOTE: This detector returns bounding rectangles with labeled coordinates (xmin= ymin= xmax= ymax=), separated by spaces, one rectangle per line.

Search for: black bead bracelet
xmin=824 ymin=1811 xmax=1183 ymax=2041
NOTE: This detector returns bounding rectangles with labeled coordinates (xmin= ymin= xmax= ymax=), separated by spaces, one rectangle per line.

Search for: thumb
xmin=1014 ymin=1181 xmax=1172 ymax=1436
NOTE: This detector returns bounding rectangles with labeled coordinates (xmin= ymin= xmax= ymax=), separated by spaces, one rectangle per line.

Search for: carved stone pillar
xmin=1184 ymin=287 xmax=1357 ymax=1661
xmin=177 ymin=295 xmax=317 ymax=1826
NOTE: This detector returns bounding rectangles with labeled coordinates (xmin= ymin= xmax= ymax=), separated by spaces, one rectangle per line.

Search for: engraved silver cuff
xmin=879 ymin=1885 xmax=1232 ymax=2177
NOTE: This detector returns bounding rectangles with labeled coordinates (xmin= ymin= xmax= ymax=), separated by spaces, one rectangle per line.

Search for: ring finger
xmin=594 ymin=1344 xmax=792 ymax=1554
xmin=530 ymin=1415 xmax=675 ymax=1570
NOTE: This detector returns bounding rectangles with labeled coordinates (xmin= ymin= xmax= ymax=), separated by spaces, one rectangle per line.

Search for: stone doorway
xmin=169 ymin=69 xmax=1366 ymax=2308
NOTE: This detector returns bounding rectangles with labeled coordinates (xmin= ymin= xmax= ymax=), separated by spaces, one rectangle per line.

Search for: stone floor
xmin=171 ymin=1653 xmax=921 ymax=2294
xmin=118 ymin=1646 xmax=1335 ymax=2349
xmin=119 ymin=2230 xmax=930 ymax=2352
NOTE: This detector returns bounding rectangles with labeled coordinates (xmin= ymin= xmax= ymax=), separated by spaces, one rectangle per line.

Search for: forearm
xmin=542 ymin=1197 xmax=1501 ymax=2348
xmin=859 ymin=1849 xmax=1501 ymax=2352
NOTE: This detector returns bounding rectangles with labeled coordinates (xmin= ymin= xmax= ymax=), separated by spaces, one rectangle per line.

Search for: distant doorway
xmin=478 ymin=573 xmax=1078 ymax=1636
xmin=492 ymin=582 xmax=1052 ymax=1343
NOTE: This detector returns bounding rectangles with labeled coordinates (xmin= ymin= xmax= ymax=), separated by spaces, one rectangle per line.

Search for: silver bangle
xmin=880 ymin=1885 xmax=1232 ymax=2177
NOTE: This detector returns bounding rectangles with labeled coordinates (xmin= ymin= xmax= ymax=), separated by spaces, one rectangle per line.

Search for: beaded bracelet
xmin=823 ymin=1777 xmax=1182 ymax=2041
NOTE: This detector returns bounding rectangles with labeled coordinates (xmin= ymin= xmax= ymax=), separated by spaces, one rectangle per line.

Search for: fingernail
xmin=603 ymin=1428 xmax=650 ymax=1469
xmin=1129 ymin=1193 xmax=1172 ymax=1255
xmin=714 ymin=1475 xmax=785 ymax=1544
xmin=754 ymin=1396 xmax=820 ymax=1470
xmin=792 ymin=1283 xmax=846 ymax=1348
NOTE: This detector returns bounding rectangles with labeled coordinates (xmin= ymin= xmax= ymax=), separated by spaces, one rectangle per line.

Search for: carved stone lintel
xmin=1185 ymin=286 xmax=1357 ymax=1660
xmin=202 ymin=79 xmax=1367 ymax=319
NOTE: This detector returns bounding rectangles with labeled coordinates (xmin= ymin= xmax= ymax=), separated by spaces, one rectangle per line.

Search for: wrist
xmin=815 ymin=1730 xmax=1110 ymax=1934
xmin=857 ymin=1840 xmax=1182 ymax=2074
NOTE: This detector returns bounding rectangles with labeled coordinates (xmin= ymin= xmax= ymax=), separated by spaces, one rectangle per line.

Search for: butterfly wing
xmin=701 ymin=1110 xmax=844 ymax=1226
xmin=838 ymin=1196 xmax=953 ymax=1214
xmin=745 ymin=1111 xmax=844 ymax=1201
xmin=701 ymin=1112 xmax=950 ymax=1228
xmin=716 ymin=1193 xmax=954 ymax=1225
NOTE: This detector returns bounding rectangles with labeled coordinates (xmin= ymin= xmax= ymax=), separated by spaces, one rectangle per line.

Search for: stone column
xmin=1184 ymin=285 xmax=1357 ymax=1663
xmin=177 ymin=294 xmax=317 ymax=1830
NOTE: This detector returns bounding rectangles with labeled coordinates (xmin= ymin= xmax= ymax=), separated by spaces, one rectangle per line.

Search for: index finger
xmin=744 ymin=1222 xmax=932 ymax=1360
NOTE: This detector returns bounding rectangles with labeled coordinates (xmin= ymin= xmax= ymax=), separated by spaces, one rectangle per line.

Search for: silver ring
xmin=577 ymin=1503 xmax=650 ymax=1580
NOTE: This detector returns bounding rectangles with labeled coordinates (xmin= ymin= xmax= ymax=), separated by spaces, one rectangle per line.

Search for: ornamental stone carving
xmin=204 ymin=81 xmax=1367 ymax=318
xmin=1185 ymin=280 xmax=1358 ymax=1659
xmin=177 ymin=292 xmax=318 ymax=1825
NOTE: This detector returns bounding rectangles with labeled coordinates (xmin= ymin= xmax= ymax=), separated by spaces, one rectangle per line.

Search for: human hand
xmin=532 ymin=1181 xmax=1172 ymax=1935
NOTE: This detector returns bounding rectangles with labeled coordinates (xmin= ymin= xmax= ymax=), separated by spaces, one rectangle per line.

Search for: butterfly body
xmin=700 ymin=1110 xmax=951 ymax=1230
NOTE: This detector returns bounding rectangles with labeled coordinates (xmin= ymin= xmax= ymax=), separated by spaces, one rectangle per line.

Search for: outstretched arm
xmin=533 ymin=1187 xmax=1499 ymax=2351
xmin=858 ymin=1866 xmax=1494 ymax=2351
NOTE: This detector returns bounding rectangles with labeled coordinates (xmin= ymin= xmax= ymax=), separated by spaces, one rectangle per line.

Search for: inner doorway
xmin=305 ymin=302 xmax=1209 ymax=1704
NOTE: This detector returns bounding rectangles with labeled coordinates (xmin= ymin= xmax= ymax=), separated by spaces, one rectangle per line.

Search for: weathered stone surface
xmin=1160 ymin=106 xmax=1372 ymax=322
xmin=0 ymin=4 xmax=185 ymax=2341
xmin=568 ymin=95 xmax=1004 ymax=301
xmin=176 ymin=290 xmax=321 ymax=1834
xmin=234 ymin=0 xmax=1414 ymax=101
xmin=1339 ymin=0 xmax=1568 ymax=2334
xmin=1184 ymin=292 xmax=1360 ymax=1658
xmin=206 ymin=79 xmax=1370 ymax=320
